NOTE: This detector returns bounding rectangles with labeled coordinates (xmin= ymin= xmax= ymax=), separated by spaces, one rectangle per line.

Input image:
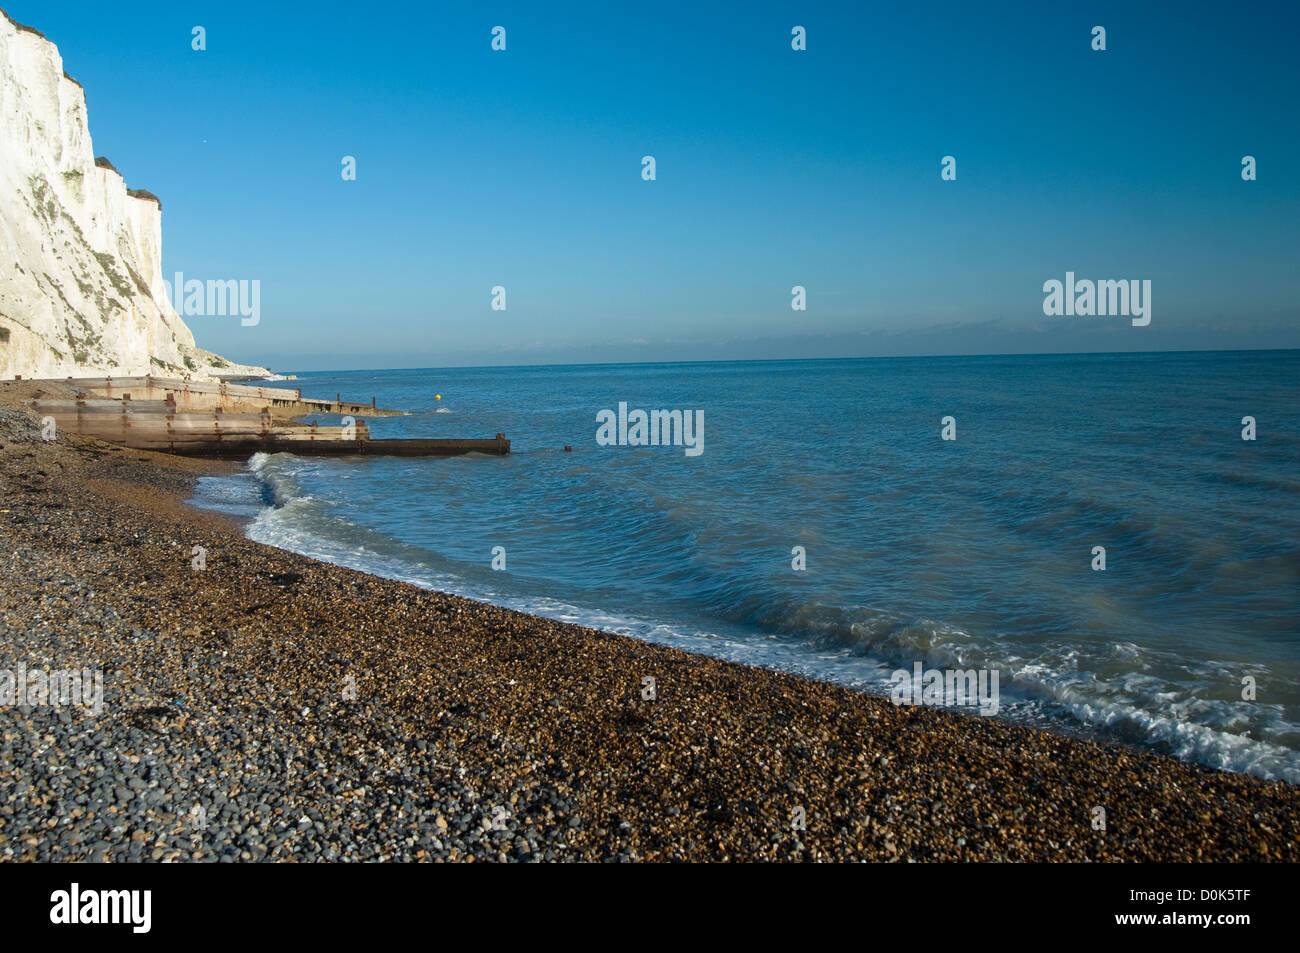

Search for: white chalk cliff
xmin=0 ymin=9 xmax=269 ymax=380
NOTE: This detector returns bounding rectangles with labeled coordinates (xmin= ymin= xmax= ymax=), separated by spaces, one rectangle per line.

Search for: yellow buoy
xmin=436 ymin=394 xmax=441 ymax=400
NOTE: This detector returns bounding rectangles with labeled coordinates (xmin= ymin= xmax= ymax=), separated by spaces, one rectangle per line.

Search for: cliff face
xmin=0 ymin=10 xmax=268 ymax=380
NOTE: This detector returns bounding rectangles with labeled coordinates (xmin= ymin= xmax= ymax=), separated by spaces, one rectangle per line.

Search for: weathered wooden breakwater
xmin=49 ymin=375 xmax=406 ymax=418
xmin=19 ymin=376 xmax=510 ymax=458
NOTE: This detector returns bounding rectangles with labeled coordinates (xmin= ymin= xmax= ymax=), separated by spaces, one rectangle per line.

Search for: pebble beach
xmin=1 ymin=390 xmax=1297 ymax=862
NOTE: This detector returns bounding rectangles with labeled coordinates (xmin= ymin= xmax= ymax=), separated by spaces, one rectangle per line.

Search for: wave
xmin=189 ymin=453 xmax=1300 ymax=785
xmin=741 ymin=595 xmax=1300 ymax=782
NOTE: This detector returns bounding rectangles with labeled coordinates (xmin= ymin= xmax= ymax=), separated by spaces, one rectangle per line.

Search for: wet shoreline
xmin=1 ymin=397 xmax=1296 ymax=861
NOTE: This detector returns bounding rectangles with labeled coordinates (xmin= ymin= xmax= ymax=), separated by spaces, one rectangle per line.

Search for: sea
xmin=189 ymin=350 xmax=1300 ymax=782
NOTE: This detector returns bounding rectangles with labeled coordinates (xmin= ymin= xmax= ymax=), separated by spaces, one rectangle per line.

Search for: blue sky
xmin=9 ymin=0 xmax=1299 ymax=370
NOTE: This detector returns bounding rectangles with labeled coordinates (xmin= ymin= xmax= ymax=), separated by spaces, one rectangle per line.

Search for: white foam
xmin=193 ymin=457 xmax=1300 ymax=785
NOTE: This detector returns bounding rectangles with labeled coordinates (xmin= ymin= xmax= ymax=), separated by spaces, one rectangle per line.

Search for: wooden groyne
xmin=141 ymin=434 xmax=510 ymax=460
xmin=31 ymin=375 xmax=406 ymax=419
xmin=19 ymin=377 xmax=509 ymax=459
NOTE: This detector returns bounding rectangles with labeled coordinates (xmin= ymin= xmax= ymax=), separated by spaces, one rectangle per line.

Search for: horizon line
xmin=265 ymin=345 xmax=1300 ymax=377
